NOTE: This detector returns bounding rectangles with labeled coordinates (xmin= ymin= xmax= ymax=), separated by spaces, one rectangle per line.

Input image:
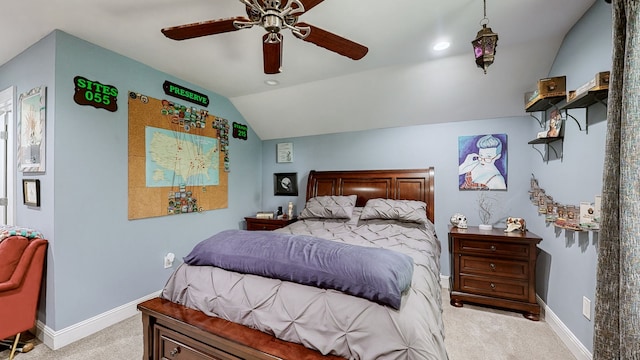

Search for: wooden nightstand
xmin=244 ymin=217 xmax=297 ymax=231
xmin=449 ymin=226 xmax=542 ymax=321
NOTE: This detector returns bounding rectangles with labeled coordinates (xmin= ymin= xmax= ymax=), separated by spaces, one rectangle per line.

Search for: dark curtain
xmin=593 ymin=0 xmax=640 ymax=358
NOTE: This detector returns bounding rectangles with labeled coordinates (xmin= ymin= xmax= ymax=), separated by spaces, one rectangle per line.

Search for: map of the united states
xmin=145 ymin=126 xmax=219 ymax=187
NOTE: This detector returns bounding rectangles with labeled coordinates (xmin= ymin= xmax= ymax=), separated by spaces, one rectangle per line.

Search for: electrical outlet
xmin=582 ymin=296 xmax=591 ymax=320
xmin=164 ymin=253 xmax=175 ymax=269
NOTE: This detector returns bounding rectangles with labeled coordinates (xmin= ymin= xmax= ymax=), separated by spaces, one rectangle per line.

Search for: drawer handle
xmin=170 ymin=347 xmax=181 ymax=357
xmin=490 ymin=283 xmax=496 ymax=290
xmin=489 ymin=263 xmax=496 ymax=271
xmin=490 ymin=245 xmax=497 ymax=252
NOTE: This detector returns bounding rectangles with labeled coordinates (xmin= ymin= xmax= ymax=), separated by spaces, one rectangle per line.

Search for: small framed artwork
xmin=18 ymin=86 xmax=47 ymax=173
xmin=546 ymin=109 xmax=562 ymax=138
xmin=23 ymin=179 xmax=41 ymax=207
xmin=274 ymin=172 xmax=298 ymax=196
xmin=276 ymin=142 xmax=293 ymax=163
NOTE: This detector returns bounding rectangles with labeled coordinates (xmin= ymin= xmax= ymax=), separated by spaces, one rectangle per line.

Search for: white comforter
xmin=161 ymin=210 xmax=448 ymax=360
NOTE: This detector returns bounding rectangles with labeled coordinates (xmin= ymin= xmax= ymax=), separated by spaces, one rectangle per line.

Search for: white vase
xmin=478 ymin=224 xmax=493 ymax=230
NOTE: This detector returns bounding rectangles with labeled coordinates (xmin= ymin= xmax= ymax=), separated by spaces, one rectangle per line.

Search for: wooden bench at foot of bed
xmin=138 ymin=298 xmax=346 ymax=360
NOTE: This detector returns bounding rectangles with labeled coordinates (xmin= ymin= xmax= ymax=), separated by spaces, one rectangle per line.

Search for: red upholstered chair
xmin=0 ymin=237 xmax=48 ymax=360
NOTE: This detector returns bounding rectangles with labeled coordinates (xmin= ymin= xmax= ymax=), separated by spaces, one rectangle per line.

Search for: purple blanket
xmin=183 ymin=229 xmax=414 ymax=309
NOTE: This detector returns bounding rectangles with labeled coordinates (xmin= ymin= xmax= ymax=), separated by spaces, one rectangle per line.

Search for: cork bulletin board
xmin=128 ymin=92 xmax=228 ymax=220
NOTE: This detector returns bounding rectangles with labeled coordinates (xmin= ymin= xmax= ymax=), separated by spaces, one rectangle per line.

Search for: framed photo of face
xmin=274 ymin=172 xmax=298 ymax=196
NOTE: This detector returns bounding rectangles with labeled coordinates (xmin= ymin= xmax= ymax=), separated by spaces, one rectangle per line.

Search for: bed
xmin=138 ymin=168 xmax=447 ymax=360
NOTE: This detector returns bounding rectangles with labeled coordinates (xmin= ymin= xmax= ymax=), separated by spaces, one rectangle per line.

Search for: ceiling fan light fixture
xmin=263 ymin=12 xmax=283 ymax=32
xmin=161 ymin=0 xmax=368 ymax=74
xmin=471 ymin=0 xmax=499 ymax=74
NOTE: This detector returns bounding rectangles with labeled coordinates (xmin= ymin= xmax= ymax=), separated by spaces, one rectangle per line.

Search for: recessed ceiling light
xmin=433 ymin=41 xmax=450 ymax=51
xmin=264 ymin=79 xmax=279 ymax=86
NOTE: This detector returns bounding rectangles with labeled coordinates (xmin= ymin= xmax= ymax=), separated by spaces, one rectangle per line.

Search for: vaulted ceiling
xmin=2 ymin=0 xmax=596 ymax=139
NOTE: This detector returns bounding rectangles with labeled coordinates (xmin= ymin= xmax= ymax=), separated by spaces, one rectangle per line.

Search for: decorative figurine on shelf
xmin=505 ymin=217 xmax=527 ymax=232
xmin=450 ymin=213 xmax=468 ymax=229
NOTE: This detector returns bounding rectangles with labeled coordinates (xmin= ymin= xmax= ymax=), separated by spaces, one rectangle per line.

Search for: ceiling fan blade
xmin=294 ymin=22 xmax=368 ymax=60
xmin=298 ymin=0 xmax=325 ymax=13
xmin=263 ymin=33 xmax=283 ymax=74
xmin=161 ymin=17 xmax=249 ymax=40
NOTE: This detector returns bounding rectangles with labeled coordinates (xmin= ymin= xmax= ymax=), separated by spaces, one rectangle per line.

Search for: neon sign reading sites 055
xmin=73 ymin=76 xmax=118 ymax=112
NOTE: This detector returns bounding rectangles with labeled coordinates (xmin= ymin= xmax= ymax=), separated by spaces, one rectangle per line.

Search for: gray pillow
xmin=361 ymin=198 xmax=428 ymax=224
xmin=298 ymin=195 xmax=357 ymax=219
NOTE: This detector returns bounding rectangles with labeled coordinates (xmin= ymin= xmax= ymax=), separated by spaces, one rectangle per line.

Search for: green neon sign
xmin=73 ymin=76 xmax=118 ymax=112
xmin=163 ymin=81 xmax=209 ymax=107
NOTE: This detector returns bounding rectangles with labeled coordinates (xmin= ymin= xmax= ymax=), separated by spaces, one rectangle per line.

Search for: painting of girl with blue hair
xmin=458 ymin=134 xmax=507 ymax=190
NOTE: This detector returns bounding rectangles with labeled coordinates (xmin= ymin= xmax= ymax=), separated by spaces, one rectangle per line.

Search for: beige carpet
xmin=441 ymin=291 xmax=576 ymax=360
xmin=1 ymin=289 xmax=576 ymax=360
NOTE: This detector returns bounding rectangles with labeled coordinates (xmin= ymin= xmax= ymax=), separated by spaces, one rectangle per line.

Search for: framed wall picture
xmin=458 ymin=133 xmax=508 ymax=190
xmin=23 ymin=179 xmax=41 ymax=207
xmin=18 ymin=86 xmax=46 ymax=173
xmin=274 ymin=172 xmax=298 ymax=196
xmin=276 ymin=142 xmax=293 ymax=163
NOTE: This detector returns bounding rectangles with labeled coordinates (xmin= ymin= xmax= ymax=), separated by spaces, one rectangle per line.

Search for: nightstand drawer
xmin=244 ymin=217 xmax=297 ymax=231
xmin=246 ymin=220 xmax=285 ymax=231
xmin=458 ymin=274 xmax=529 ymax=301
xmin=457 ymin=239 xmax=530 ymax=258
xmin=459 ymin=255 xmax=529 ymax=280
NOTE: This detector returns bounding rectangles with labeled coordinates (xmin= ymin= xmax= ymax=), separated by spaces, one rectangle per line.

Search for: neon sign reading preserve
xmin=163 ymin=81 xmax=210 ymax=107
xmin=73 ymin=76 xmax=118 ymax=112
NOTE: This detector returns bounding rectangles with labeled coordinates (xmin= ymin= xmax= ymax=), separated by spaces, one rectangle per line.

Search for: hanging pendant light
xmin=471 ymin=0 xmax=499 ymax=74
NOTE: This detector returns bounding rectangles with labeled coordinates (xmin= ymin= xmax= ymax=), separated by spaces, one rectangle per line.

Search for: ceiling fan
xmin=161 ymin=0 xmax=368 ymax=74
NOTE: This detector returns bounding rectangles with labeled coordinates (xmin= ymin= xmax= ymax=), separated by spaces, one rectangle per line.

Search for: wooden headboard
xmin=306 ymin=168 xmax=435 ymax=224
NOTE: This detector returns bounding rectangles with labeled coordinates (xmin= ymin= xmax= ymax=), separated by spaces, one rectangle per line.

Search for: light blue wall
xmin=262 ymin=117 xmax=535 ymax=276
xmin=1 ymin=30 xmax=263 ymax=330
xmin=0 ymin=32 xmax=57 ymax=325
xmin=261 ymin=1 xmax=612 ymax=354
xmin=527 ymin=0 xmax=612 ymax=352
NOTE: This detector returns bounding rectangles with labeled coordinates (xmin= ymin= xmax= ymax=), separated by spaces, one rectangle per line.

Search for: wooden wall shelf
xmin=525 ymin=96 xmax=565 ymax=112
xmin=561 ymin=89 xmax=608 ymax=110
xmin=527 ymin=137 xmax=563 ymax=145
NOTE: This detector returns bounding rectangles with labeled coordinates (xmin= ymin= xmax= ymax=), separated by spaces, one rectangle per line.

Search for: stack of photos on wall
xmin=529 ymin=175 xmax=600 ymax=231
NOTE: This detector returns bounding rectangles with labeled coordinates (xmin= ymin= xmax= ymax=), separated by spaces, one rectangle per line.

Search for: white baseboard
xmin=537 ymin=295 xmax=593 ymax=360
xmin=36 ymin=291 xmax=160 ymax=350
